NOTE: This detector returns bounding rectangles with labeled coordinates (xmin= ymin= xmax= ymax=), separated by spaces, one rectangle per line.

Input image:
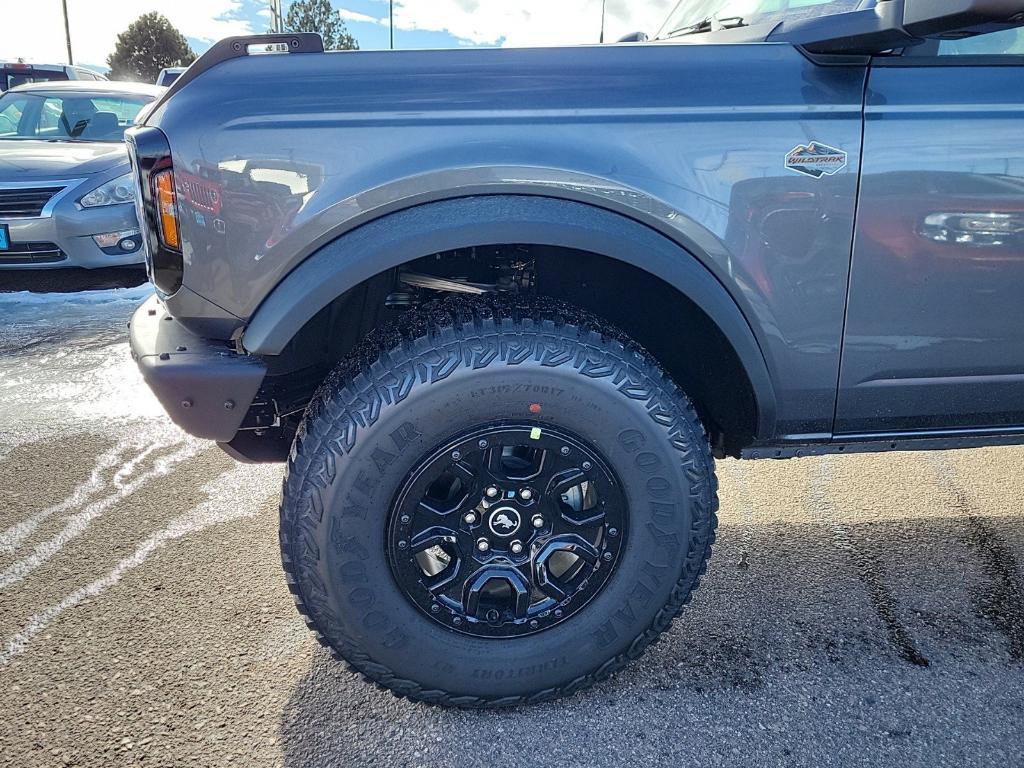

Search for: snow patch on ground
xmin=0 ymin=284 xmax=164 ymax=442
xmin=0 ymin=284 xmax=153 ymax=308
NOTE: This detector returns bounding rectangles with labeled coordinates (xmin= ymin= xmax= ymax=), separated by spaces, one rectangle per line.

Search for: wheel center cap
xmin=487 ymin=506 xmax=521 ymax=537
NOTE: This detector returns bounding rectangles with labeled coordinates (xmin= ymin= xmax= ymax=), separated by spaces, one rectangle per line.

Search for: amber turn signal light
xmin=153 ymin=169 xmax=180 ymax=251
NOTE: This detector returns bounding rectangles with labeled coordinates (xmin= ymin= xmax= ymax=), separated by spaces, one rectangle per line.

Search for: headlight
xmin=79 ymin=173 xmax=136 ymax=208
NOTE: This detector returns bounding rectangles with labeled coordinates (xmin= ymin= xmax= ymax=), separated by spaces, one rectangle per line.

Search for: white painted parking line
xmin=112 ymin=441 xmax=168 ymax=489
xmin=0 ymin=441 xmax=133 ymax=555
xmin=0 ymin=462 xmax=280 ymax=665
xmin=807 ymin=457 xmax=929 ymax=666
xmin=0 ymin=441 xmax=204 ymax=591
xmin=721 ymin=460 xmax=757 ymax=568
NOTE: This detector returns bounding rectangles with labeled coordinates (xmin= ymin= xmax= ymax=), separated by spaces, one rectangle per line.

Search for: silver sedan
xmin=0 ymin=80 xmax=163 ymax=270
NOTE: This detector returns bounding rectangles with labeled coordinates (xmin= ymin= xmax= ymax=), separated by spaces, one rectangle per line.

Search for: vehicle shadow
xmin=277 ymin=512 xmax=1024 ymax=766
xmin=0 ymin=266 xmax=146 ymax=293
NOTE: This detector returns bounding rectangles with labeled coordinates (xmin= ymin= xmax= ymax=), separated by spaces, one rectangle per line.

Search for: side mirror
xmin=617 ymin=31 xmax=649 ymax=43
xmin=777 ymin=0 xmax=1024 ymax=55
xmin=903 ymin=0 xmax=1024 ymax=39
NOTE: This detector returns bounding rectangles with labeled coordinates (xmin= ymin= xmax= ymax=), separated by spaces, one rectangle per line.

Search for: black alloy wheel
xmin=387 ymin=424 xmax=627 ymax=638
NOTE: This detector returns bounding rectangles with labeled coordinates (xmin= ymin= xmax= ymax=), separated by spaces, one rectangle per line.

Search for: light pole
xmin=390 ymin=0 xmax=394 ymax=49
xmin=599 ymin=0 xmax=606 ymax=44
xmin=269 ymin=0 xmax=283 ymax=33
xmin=61 ymin=0 xmax=73 ymax=64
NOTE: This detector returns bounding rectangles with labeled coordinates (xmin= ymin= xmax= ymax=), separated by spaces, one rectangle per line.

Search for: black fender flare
xmin=242 ymin=195 xmax=777 ymax=437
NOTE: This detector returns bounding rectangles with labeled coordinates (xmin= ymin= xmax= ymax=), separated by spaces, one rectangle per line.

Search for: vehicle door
xmin=835 ymin=28 xmax=1024 ymax=435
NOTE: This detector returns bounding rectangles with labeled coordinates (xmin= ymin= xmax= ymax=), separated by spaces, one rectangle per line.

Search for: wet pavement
xmin=0 ymin=276 xmax=1022 ymax=767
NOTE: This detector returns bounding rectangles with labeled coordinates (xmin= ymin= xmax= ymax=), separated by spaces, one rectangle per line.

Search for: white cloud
xmin=345 ymin=0 xmax=676 ymax=47
xmin=339 ymin=8 xmax=385 ymax=25
xmin=0 ymin=0 xmax=255 ymax=69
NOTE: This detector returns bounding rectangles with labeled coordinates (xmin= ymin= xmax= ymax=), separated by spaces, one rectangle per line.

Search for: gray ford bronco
xmin=126 ymin=0 xmax=1024 ymax=706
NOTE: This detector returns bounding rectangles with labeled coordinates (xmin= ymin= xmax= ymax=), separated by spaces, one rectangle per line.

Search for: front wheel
xmin=279 ymin=299 xmax=718 ymax=706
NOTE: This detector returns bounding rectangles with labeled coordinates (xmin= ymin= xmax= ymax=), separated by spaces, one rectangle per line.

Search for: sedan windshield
xmin=657 ymin=0 xmax=867 ymax=39
xmin=0 ymin=92 xmax=152 ymax=142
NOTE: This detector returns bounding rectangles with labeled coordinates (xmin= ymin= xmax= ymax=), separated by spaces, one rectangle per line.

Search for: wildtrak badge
xmin=785 ymin=142 xmax=848 ymax=178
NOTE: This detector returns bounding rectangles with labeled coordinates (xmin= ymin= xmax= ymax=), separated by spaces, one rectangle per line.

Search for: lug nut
xmin=477 ymin=539 xmax=490 ymax=552
xmin=560 ymin=446 xmax=571 ymax=456
xmin=519 ymin=488 xmax=533 ymax=501
xmin=485 ymin=486 xmax=499 ymax=499
xmin=510 ymin=541 xmax=524 ymax=555
xmin=532 ymin=515 xmax=544 ymax=529
xmin=464 ymin=512 xmax=477 ymax=524
xmin=582 ymin=461 xmax=592 ymax=471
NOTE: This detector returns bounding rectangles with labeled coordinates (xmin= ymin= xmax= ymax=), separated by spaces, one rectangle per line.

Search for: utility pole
xmin=390 ymin=0 xmax=394 ymax=49
xmin=599 ymin=0 xmax=606 ymax=44
xmin=61 ymin=0 xmax=74 ymax=64
xmin=269 ymin=0 xmax=283 ymax=33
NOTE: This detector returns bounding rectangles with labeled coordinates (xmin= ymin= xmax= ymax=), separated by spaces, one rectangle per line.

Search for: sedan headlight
xmin=80 ymin=173 xmax=136 ymax=208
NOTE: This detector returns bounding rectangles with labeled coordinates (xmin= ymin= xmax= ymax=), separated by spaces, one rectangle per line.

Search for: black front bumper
xmin=129 ymin=294 xmax=266 ymax=442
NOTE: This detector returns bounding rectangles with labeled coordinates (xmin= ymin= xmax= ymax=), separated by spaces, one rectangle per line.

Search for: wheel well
xmin=260 ymin=244 xmax=758 ymax=458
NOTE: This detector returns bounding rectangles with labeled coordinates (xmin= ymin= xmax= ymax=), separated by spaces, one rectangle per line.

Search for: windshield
xmin=0 ymin=92 xmax=152 ymax=142
xmin=657 ymin=0 xmax=867 ymax=38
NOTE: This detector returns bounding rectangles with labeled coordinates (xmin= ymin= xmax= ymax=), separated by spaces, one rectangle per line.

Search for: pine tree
xmin=106 ymin=13 xmax=196 ymax=82
xmin=284 ymin=0 xmax=359 ymax=51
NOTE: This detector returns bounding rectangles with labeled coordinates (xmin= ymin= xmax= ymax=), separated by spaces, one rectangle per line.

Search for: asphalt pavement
xmin=0 ymin=273 xmax=1022 ymax=768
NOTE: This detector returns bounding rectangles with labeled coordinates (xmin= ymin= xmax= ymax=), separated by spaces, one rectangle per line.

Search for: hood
xmin=0 ymin=140 xmax=129 ymax=181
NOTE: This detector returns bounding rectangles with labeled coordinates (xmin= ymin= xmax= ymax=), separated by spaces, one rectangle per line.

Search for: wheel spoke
xmin=536 ymin=534 xmax=600 ymax=566
xmin=416 ymin=488 xmax=469 ymax=516
xmin=547 ymin=467 xmax=606 ymax=527
xmin=408 ymin=526 xmax=462 ymax=595
xmin=483 ymin=445 xmax=508 ymax=481
xmin=484 ymin=443 xmax=549 ymax=483
xmin=450 ymin=458 xmax=478 ymax=485
xmin=546 ymin=467 xmax=587 ymax=498
xmin=462 ymin=565 xmax=532 ymax=620
xmin=535 ymin=570 xmax=567 ymax=602
xmin=534 ymin=534 xmax=600 ymax=601
xmin=410 ymin=525 xmax=458 ymax=552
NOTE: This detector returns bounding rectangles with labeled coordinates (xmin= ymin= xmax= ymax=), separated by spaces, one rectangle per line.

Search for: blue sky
xmin=3 ymin=1 xmax=673 ymax=72
xmin=325 ymin=0 xmax=481 ymax=50
xmin=183 ymin=0 xmax=482 ymax=54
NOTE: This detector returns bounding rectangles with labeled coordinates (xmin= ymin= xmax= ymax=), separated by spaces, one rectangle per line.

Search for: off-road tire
xmin=279 ymin=297 xmax=718 ymax=707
